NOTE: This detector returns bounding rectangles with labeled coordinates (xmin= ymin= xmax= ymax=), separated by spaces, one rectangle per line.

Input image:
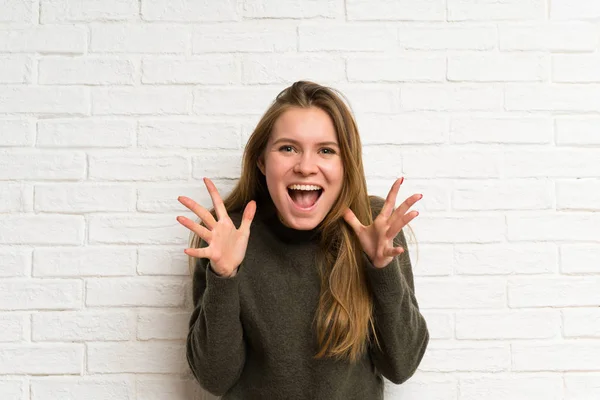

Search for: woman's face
xmin=258 ymin=106 xmax=344 ymax=230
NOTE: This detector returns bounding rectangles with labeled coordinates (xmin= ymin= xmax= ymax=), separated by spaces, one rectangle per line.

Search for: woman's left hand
xmin=342 ymin=177 xmax=422 ymax=269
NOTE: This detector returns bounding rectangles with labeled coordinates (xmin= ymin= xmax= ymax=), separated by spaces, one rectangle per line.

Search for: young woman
xmin=176 ymin=81 xmax=429 ymax=399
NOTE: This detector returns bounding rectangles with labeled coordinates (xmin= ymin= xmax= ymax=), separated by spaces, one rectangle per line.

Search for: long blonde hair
xmin=187 ymin=81 xmax=417 ymax=363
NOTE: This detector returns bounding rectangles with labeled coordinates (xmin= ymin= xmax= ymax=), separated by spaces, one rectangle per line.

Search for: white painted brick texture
xmin=1 ymin=0 xmax=598 ymax=399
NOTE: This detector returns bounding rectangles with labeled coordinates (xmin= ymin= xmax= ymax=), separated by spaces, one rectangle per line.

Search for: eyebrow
xmin=271 ymin=138 xmax=340 ymax=147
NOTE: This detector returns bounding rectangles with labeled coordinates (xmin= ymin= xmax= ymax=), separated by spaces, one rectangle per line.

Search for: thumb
xmin=342 ymin=207 xmax=363 ymax=235
xmin=239 ymin=200 xmax=256 ymax=233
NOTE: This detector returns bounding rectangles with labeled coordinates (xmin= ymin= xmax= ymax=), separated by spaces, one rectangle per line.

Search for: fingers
xmin=239 ymin=200 xmax=257 ymax=233
xmin=178 ymin=196 xmax=217 ymax=230
xmin=384 ymin=246 xmax=405 ymax=258
xmin=176 ymin=216 xmax=213 ymax=243
xmin=183 ymin=246 xmax=212 ymax=259
xmin=342 ymin=207 xmax=364 ymax=235
xmin=386 ymin=209 xmax=419 ymax=240
xmin=381 ymin=177 xmax=404 ymax=218
xmin=203 ymin=177 xmax=228 ymax=221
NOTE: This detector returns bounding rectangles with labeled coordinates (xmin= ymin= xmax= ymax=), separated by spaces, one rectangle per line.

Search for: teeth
xmin=287 ymin=184 xmax=322 ymax=191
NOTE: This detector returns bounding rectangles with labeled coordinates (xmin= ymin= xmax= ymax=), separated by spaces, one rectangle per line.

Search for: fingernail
xmin=400 ymin=177 xmax=404 ymax=185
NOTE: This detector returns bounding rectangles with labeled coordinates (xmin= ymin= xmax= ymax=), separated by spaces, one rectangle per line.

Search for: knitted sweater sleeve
xmin=363 ymin=225 xmax=429 ymax=385
xmin=186 ymin=237 xmax=246 ymax=396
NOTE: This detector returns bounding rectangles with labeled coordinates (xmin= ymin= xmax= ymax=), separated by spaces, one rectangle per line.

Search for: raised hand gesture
xmin=177 ymin=178 xmax=256 ymax=278
xmin=342 ymin=177 xmax=422 ymax=269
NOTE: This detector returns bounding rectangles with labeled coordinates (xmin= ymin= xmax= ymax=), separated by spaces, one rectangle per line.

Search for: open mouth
xmin=287 ymin=184 xmax=323 ymax=211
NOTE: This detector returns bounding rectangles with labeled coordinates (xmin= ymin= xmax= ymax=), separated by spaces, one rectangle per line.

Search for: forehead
xmin=270 ymin=107 xmax=337 ymax=143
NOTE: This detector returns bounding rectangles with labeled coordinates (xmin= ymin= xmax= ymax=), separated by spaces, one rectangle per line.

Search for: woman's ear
xmin=257 ymin=157 xmax=265 ymax=175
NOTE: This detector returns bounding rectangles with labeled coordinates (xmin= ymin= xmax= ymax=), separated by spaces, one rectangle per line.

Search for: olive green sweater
xmin=186 ymin=196 xmax=429 ymax=399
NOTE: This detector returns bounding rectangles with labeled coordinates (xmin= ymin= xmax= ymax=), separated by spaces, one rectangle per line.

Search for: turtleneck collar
xmin=255 ymin=191 xmax=321 ymax=244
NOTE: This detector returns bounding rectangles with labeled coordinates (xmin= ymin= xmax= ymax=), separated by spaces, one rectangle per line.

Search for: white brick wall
xmin=0 ymin=0 xmax=598 ymax=399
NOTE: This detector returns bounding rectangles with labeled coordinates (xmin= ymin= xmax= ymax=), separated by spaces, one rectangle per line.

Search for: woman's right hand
xmin=177 ymin=177 xmax=256 ymax=278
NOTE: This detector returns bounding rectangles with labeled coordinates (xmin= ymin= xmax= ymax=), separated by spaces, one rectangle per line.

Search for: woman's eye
xmin=279 ymin=145 xmax=294 ymax=152
xmin=321 ymin=148 xmax=336 ymax=155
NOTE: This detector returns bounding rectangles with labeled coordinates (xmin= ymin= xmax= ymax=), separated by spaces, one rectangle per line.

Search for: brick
xmin=142 ymin=56 xmax=238 ymax=84
xmin=41 ymin=0 xmax=138 ymax=22
xmin=564 ymin=374 xmax=600 ymax=399
xmin=550 ymin=0 xmax=600 ymax=19
xmin=448 ymin=0 xmax=545 ymax=21
xmin=0 ymin=87 xmax=88 ymax=114
xmin=34 ymin=247 xmax=135 ymax=277
xmin=553 ymin=54 xmax=600 ymax=83
xmin=37 ymin=119 xmax=135 ymax=148
xmin=34 ymin=184 xmax=134 ymax=213
xmin=89 ymin=215 xmax=188 ymax=245
xmin=0 ymin=249 xmax=29 ymax=277
xmin=136 ymin=182 xmax=235 ymax=213
xmin=358 ymin=146 xmax=402 ymax=178
xmin=330 ymin=84 xmax=401 ymax=113
xmin=86 ymin=278 xmax=186 ymax=307
xmin=244 ymin=0 xmax=340 ymax=18
xmin=347 ymin=0 xmax=444 ymax=20
xmin=402 ymin=149 xmax=502 ymax=178
xmin=91 ymin=24 xmax=189 ymax=54
xmin=557 ymin=180 xmax=600 ymax=212
xmin=0 ymin=26 xmax=86 ymax=53
xmin=499 ymin=23 xmax=597 ymax=51
xmin=409 ymin=245 xmax=453 ymax=276
xmin=87 ymin=342 xmax=187 ymax=373
xmin=0 ymin=56 xmax=32 ymax=83
xmin=505 ymin=84 xmax=600 ymax=112
xmin=359 ymin=114 xmax=447 ymax=145
xmin=0 ymin=314 xmax=26 ymax=342
xmin=420 ymin=344 xmax=509 ymax=372
xmin=0 ymin=345 xmax=82 ymax=374
xmin=0 ymin=0 xmax=34 ymax=22
xmin=142 ymin=0 xmax=237 ymax=21
xmin=507 ymin=214 xmax=600 ymax=242
xmin=0 ymin=216 xmax=84 ymax=245
xmin=402 ymin=84 xmax=503 ymax=111
xmin=92 ymin=87 xmax=191 ymax=115
xmin=417 ymin=216 xmax=505 ymax=244
xmin=504 ymin=149 xmax=600 ymax=177
xmin=513 ymin=343 xmax=600 ymax=371
xmin=448 ymin=53 xmax=547 ymax=82
xmin=32 ymin=311 xmax=133 ymax=341
xmin=0 ymin=380 xmax=24 ymax=399
xmin=563 ymin=309 xmax=600 ymax=338
xmin=242 ymin=54 xmax=344 ymax=84
xmin=452 ymin=180 xmax=553 ymax=210
xmin=556 ymin=117 xmax=600 ymax=145
xmin=193 ymin=86 xmax=281 ymax=115
xmin=137 ymin=310 xmax=188 ymax=340
xmin=39 ymin=57 xmax=135 ymax=85
xmin=560 ymin=245 xmax=600 ymax=274
xmin=191 ymin=151 xmax=244 ymax=179
xmin=348 ymin=55 xmax=445 ymax=83
xmin=460 ymin=375 xmax=562 ymax=400
xmin=418 ymin=278 xmax=506 ymax=309
xmin=135 ymin=377 xmax=203 ymax=400
xmin=299 ymin=23 xmax=396 ymax=51
xmin=0 ymin=279 xmax=81 ymax=310
xmin=137 ymin=247 xmax=192 ymax=276
xmin=455 ymin=243 xmax=557 ymax=275
xmin=138 ymin=120 xmax=239 ymax=149
xmin=509 ymin=277 xmax=600 ymax=307
xmin=89 ymin=154 xmax=188 ymax=181
xmin=193 ymin=22 xmax=295 ymax=53
xmin=456 ymin=310 xmax=559 ymax=339
xmin=31 ymin=377 xmax=134 ymax=400
xmin=0 ymin=183 xmax=31 ymax=213
xmin=395 ymin=374 xmax=457 ymax=400
xmin=0 ymin=119 xmax=34 ymax=147
xmin=420 ymin=311 xmax=453 ymax=339
xmin=451 ymin=117 xmax=552 ymax=144
xmin=398 ymin=26 xmax=496 ymax=50
xmin=38 ymin=184 xmax=124 ymax=214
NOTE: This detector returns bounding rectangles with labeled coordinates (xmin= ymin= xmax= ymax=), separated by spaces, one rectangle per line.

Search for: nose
xmin=293 ymin=152 xmax=318 ymax=175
